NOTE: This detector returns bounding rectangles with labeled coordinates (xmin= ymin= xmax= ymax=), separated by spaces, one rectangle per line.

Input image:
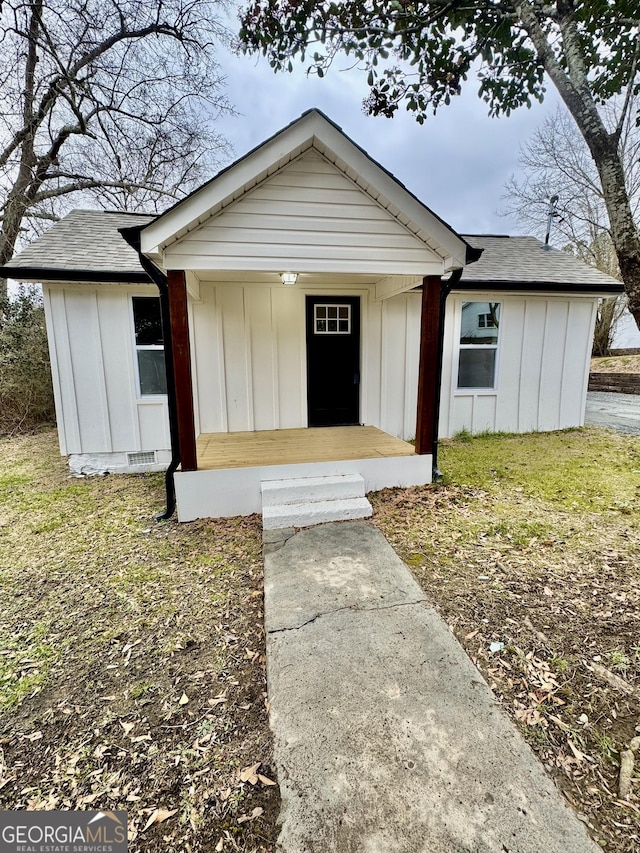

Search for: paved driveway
xmin=585 ymin=391 xmax=640 ymax=435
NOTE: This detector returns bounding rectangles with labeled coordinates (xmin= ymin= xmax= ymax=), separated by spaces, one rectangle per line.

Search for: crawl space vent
xmin=127 ymin=451 xmax=156 ymax=466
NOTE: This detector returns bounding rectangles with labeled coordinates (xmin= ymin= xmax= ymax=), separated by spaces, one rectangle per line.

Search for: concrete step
xmin=261 ymin=473 xmax=365 ymax=507
xmin=262 ymin=496 xmax=372 ymax=530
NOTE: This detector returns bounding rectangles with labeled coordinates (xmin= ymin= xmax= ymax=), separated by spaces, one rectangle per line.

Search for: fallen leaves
xmin=142 ymin=808 xmax=178 ymax=832
xmin=239 ymin=762 xmax=276 ymax=787
xmin=371 ymin=432 xmax=640 ymax=853
xmin=237 ymin=807 xmax=263 ymax=824
xmin=0 ymin=431 xmax=279 ymax=853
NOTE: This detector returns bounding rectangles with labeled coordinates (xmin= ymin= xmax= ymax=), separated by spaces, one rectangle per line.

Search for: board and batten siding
xmin=189 ymin=282 xmax=421 ymax=441
xmin=42 ymin=280 xmax=599 ymax=467
xmin=439 ymin=293 xmax=598 ymax=437
xmin=162 ymin=150 xmax=443 ymax=277
xmin=43 ymin=284 xmax=170 ymax=457
xmin=186 ymin=285 xmax=599 ymax=444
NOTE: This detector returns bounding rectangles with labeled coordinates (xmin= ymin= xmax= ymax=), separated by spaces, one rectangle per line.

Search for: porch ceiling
xmin=195 ymin=426 xmax=416 ymax=471
xmin=191 ymin=269 xmax=424 ymax=299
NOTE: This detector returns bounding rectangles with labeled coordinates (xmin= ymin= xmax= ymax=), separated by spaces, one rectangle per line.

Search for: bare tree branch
xmin=0 ymin=0 xmax=233 ymax=300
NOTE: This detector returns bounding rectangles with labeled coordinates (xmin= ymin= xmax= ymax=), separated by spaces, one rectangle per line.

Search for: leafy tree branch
xmin=239 ymin=0 xmax=640 ymax=329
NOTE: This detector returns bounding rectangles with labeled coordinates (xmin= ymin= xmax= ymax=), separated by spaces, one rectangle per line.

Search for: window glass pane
xmin=460 ymin=302 xmax=500 ymax=345
xmin=458 ymin=349 xmax=496 ymax=389
xmin=316 ymin=306 xmax=326 ymax=319
xmin=339 ymin=306 xmax=348 ymax=318
xmin=328 ymin=306 xmax=337 ymax=318
xmin=137 ymin=349 xmax=167 ymax=395
xmin=328 ymin=319 xmax=338 ymax=332
xmin=133 ymin=297 xmax=163 ymax=346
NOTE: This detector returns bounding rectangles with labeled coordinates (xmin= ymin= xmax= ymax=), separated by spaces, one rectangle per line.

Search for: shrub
xmin=0 ymin=286 xmax=55 ymax=434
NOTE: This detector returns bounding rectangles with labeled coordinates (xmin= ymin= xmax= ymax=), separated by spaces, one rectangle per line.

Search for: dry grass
xmin=371 ymin=427 xmax=640 ymax=852
xmin=591 ymin=355 xmax=640 ymax=374
xmin=0 ymin=430 xmax=278 ymax=852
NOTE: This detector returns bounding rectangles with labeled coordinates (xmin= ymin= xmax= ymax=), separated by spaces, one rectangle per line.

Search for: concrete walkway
xmin=585 ymin=390 xmax=640 ymax=435
xmin=264 ymin=522 xmax=599 ymax=853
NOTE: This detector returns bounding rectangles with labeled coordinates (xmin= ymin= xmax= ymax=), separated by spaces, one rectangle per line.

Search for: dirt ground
xmin=372 ymin=428 xmax=640 ymax=852
xmin=0 ymin=431 xmax=279 ymax=852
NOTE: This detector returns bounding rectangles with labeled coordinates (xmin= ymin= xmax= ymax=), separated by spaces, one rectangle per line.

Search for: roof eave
xmin=0 ymin=266 xmax=152 ymax=284
xmin=452 ymin=280 xmax=624 ymax=294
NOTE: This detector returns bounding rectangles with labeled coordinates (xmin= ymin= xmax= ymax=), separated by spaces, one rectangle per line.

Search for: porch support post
xmin=415 ymin=275 xmax=442 ymax=456
xmin=167 ymin=269 xmax=197 ymax=471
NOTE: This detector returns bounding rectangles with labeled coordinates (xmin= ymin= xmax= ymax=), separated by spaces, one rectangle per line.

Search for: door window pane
xmin=314 ymin=304 xmax=351 ymax=334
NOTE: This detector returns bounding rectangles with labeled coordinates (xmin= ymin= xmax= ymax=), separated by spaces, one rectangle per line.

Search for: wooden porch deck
xmin=196 ymin=426 xmax=415 ymax=471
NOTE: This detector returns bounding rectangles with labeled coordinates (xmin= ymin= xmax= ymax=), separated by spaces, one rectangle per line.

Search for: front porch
xmin=174 ymin=426 xmax=432 ymax=522
xmin=196 ymin=425 xmax=416 ymax=470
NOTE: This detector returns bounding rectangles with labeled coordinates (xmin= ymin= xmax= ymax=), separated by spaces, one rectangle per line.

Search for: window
xmin=132 ymin=296 xmax=167 ymax=396
xmin=478 ymin=313 xmax=496 ymax=329
xmin=457 ymin=302 xmax=501 ymax=390
xmin=314 ymin=304 xmax=351 ymax=334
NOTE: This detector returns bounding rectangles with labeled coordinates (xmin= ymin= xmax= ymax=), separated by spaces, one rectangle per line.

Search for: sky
xmin=213 ymin=36 xmax=563 ymax=238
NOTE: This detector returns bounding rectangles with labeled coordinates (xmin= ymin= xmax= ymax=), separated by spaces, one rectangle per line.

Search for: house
xmin=1 ymin=110 xmax=622 ymax=523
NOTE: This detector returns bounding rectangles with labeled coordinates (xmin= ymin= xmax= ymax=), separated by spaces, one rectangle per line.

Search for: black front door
xmin=306 ymin=295 xmax=360 ymax=427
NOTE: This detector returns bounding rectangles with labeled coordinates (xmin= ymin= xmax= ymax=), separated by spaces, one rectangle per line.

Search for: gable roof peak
xmin=139 ymin=108 xmax=471 ymax=270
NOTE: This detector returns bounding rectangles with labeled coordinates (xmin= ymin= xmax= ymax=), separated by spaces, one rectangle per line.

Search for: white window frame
xmin=130 ymin=295 xmax=167 ymax=400
xmin=313 ymin=303 xmax=352 ymax=335
xmin=456 ymin=301 xmax=502 ymax=393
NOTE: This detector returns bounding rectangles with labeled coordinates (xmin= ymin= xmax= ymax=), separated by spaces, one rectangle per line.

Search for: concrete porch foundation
xmin=174 ymin=453 xmax=431 ymax=522
xmin=174 ymin=426 xmax=431 ymax=522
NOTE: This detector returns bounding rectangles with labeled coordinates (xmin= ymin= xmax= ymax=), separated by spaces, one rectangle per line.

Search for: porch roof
xmin=138 ymin=109 xmax=478 ymax=273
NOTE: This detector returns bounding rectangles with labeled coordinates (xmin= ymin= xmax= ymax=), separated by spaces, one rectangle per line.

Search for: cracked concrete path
xmin=264 ymin=522 xmax=599 ymax=853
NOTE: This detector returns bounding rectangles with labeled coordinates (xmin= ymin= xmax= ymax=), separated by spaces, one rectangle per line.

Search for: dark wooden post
xmin=415 ymin=275 xmax=442 ymax=456
xmin=167 ymin=269 xmax=197 ymax=471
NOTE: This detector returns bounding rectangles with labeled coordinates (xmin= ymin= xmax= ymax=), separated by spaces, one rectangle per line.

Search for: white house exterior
xmin=1 ymin=110 xmax=623 ymax=522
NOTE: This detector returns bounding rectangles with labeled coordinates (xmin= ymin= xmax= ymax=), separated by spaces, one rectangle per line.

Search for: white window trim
xmin=313 ymin=303 xmax=352 ymax=335
xmin=130 ymin=295 xmax=167 ymax=401
xmin=455 ymin=301 xmax=502 ymax=394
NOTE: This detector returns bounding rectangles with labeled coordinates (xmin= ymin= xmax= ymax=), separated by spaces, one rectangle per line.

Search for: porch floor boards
xmin=196 ymin=426 xmax=415 ymax=471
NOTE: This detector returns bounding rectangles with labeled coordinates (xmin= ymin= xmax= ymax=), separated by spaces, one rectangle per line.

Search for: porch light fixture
xmin=281 ymin=272 xmax=298 ymax=286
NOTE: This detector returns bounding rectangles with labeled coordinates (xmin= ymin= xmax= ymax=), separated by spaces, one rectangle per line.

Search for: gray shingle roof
xmin=2 ymin=209 xmax=154 ymax=279
xmin=0 ymin=210 xmax=624 ymax=293
xmin=460 ymin=234 xmax=622 ymax=289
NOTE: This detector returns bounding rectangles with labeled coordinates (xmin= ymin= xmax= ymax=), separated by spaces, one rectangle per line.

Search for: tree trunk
xmin=0 ymin=0 xmax=42 ymax=307
xmin=586 ymin=132 xmax=640 ymax=326
xmin=517 ymin=0 xmax=640 ymax=330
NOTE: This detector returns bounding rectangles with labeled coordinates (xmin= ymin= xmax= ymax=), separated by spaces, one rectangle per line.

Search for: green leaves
xmin=238 ymin=0 xmax=639 ymax=123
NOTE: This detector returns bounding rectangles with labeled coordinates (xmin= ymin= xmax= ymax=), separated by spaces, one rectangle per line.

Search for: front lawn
xmin=0 ymin=430 xmax=278 ymax=852
xmin=372 ymin=427 xmax=640 ymax=852
xmin=2 ymin=425 xmax=639 ymax=852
